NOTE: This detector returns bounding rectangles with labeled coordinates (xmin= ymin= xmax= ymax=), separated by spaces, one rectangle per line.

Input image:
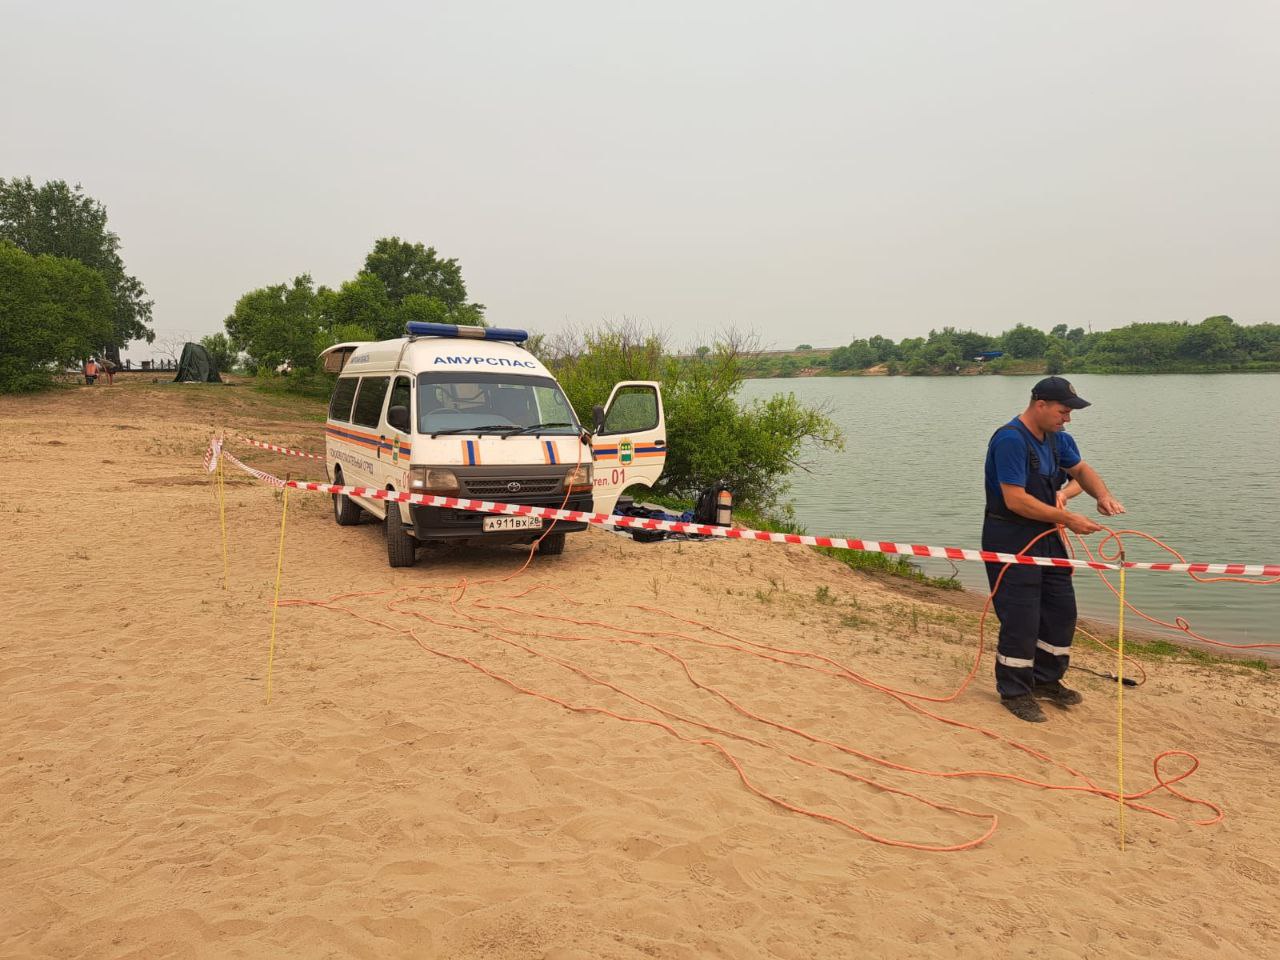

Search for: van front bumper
xmin=409 ymin=492 xmax=593 ymax=541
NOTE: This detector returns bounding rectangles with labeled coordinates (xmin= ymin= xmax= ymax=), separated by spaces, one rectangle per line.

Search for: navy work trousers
xmin=982 ymin=517 xmax=1077 ymax=698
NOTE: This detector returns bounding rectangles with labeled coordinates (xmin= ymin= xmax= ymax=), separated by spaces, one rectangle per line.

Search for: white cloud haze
xmin=5 ymin=0 xmax=1278 ymax=356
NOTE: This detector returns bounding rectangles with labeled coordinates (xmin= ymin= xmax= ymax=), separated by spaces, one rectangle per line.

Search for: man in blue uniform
xmin=983 ymin=377 xmax=1125 ymax=722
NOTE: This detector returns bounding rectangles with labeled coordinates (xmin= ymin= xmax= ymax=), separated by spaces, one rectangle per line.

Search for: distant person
xmin=84 ymin=358 xmax=100 ymax=385
xmin=102 ymin=357 xmax=116 ymax=386
xmin=982 ymin=377 xmax=1125 ymax=723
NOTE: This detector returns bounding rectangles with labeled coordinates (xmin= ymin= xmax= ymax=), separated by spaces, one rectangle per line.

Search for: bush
xmin=541 ymin=323 xmax=843 ymax=512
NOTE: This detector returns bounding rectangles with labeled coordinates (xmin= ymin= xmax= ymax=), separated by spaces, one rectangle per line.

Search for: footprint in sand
xmin=454 ymin=789 xmax=498 ymax=823
xmin=687 ymin=860 xmax=713 ymax=886
xmin=1232 ymin=856 xmax=1280 ymax=885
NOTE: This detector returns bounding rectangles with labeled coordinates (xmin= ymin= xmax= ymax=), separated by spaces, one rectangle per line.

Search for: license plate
xmin=482 ymin=515 xmax=543 ymax=532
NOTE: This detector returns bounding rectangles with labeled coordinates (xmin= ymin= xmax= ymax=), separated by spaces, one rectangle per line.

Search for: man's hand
xmin=1056 ymin=480 xmax=1083 ymax=510
xmin=1096 ymin=495 xmax=1125 ymax=516
xmin=1063 ymin=511 xmax=1103 ymax=535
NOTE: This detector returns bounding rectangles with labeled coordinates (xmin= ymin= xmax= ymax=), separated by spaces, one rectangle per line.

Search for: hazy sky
xmin=5 ymin=1 xmax=1278 ymax=354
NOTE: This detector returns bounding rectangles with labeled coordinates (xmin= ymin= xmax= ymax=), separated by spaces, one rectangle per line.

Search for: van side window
xmin=387 ymin=376 xmax=412 ymax=426
xmin=352 ymin=376 xmax=391 ymax=428
xmin=601 ymin=385 xmax=658 ymax=433
xmin=329 ymin=377 xmax=359 ymax=422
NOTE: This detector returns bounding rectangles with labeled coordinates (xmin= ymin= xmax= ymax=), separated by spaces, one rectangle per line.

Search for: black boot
xmin=1034 ymin=680 xmax=1083 ymax=707
xmin=1001 ymin=694 xmax=1047 ymax=723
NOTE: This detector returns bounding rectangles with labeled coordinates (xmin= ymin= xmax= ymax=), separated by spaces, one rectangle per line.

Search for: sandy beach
xmin=2 ymin=378 xmax=1278 ymax=959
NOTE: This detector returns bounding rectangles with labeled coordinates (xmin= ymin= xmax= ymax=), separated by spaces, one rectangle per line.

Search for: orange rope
xmin=277 ymin=516 xmax=1232 ymax=852
xmin=1065 ymin=527 xmax=1280 ymax=650
xmin=467 ymin=584 xmax=1217 ymax=822
xmin=263 ymin=458 xmax=1258 ymax=849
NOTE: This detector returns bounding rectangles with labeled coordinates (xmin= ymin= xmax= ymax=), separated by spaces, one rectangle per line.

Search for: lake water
xmin=738 ymin=373 xmax=1280 ymax=650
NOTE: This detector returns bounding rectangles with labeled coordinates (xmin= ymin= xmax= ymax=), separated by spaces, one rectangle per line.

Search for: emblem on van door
xmin=507 ymin=481 xmax=522 ymax=493
xmin=619 ymin=438 xmax=634 ymax=465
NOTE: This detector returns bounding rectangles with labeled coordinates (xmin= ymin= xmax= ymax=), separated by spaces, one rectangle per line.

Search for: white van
xmin=320 ymin=322 xmax=667 ymax=567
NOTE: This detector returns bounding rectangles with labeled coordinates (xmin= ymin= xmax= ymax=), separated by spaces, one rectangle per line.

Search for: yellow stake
xmin=265 ymin=481 xmax=290 ymax=705
xmin=1117 ymin=548 xmax=1127 ymax=851
xmin=216 ymin=449 xmax=229 ymax=591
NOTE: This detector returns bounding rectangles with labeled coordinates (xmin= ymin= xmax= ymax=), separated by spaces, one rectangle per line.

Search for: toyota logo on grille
xmin=507 ymin=481 xmax=522 ymax=493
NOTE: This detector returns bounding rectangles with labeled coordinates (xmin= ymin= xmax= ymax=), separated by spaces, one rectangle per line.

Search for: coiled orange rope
xmin=236 ymin=426 xmax=1263 ymax=850
xmin=275 ymin=516 xmax=1243 ymax=851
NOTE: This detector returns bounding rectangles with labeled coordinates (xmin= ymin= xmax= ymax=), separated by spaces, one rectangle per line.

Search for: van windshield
xmin=416 ymin=372 xmax=581 ymax=436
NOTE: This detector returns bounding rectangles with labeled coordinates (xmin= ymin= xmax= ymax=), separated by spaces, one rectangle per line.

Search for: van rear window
xmin=329 ymin=377 xmax=358 ymax=421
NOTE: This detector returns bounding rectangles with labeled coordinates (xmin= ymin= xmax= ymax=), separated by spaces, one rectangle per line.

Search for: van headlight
xmin=564 ymin=464 xmax=593 ymax=493
xmin=409 ymin=466 xmax=459 ymax=494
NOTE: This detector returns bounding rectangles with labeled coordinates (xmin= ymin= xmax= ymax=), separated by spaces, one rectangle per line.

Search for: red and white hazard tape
xmin=203 ymin=436 xmax=222 ymax=473
xmin=223 ymin=450 xmax=290 ymax=487
xmin=214 ymin=448 xmax=1280 ymax=577
xmin=236 ymin=435 xmax=323 ymax=461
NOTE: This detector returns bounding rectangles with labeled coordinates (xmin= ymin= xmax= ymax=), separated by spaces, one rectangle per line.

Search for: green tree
xmin=1084 ymin=322 xmax=1181 ymax=369
xmin=1235 ymin=321 xmax=1280 ymax=361
xmin=1001 ymin=324 xmax=1049 ymax=358
xmin=1044 ymin=340 xmax=1069 ymax=374
xmin=795 ymin=343 xmax=812 ymax=351
xmin=396 ymin=292 xmax=488 ymax=331
xmin=200 ymin=332 xmax=237 ymax=374
xmin=867 ymin=335 xmax=898 ymax=363
xmin=363 ymin=237 xmax=486 ymax=327
xmin=0 ymin=177 xmax=153 ymax=364
xmin=897 ymin=337 xmax=925 ymax=364
xmin=0 ymin=242 xmax=114 ymax=391
xmin=1177 ymin=315 xmax=1236 ymax=364
xmin=224 ymin=275 xmax=321 ymax=372
xmin=829 ymin=341 xmax=876 ymax=371
xmin=316 ymin=271 xmax=394 ymax=339
xmin=950 ymin=329 xmax=997 ymax=361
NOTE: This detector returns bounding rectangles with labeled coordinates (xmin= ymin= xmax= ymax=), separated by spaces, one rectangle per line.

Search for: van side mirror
xmin=387 ymin=405 xmax=410 ymax=433
xmin=592 ymin=404 xmax=606 ymax=433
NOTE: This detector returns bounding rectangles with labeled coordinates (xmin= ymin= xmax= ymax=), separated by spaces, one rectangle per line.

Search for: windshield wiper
xmin=429 ymin=424 xmax=521 ymax=437
xmin=510 ymin=421 xmax=575 ymax=436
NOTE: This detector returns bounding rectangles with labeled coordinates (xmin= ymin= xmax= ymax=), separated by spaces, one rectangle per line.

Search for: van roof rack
xmin=405 ymin=322 xmax=528 ymax=344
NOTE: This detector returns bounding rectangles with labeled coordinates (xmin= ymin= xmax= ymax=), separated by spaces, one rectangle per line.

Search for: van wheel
xmin=332 ymin=469 xmax=362 ymax=526
xmin=538 ymin=531 xmax=566 ymax=556
xmin=386 ymin=500 xmax=417 ymax=567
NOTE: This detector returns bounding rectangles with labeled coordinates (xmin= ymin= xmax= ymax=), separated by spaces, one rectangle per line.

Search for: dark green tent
xmin=174 ymin=342 xmax=223 ymax=383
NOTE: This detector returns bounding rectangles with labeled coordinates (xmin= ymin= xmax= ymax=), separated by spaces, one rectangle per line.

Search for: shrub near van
xmin=321 ymin=323 xmax=666 ymax=567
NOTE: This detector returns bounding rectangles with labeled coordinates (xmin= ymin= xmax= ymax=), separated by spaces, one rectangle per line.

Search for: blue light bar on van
xmin=404 ymin=322 xmax=529 ymax=344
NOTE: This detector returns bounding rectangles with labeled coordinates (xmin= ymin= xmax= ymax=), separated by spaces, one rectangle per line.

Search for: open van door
xmin=591 ymin=381 xmax=666 ymax=515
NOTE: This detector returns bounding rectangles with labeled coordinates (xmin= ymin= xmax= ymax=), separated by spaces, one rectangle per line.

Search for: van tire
xmin=332 ymin=469 xmax=362 ymax=526
xmin=385 ymin=500 xmax=417 ymax=567
xmin=538 ymin=531 xmax=566 ymax=556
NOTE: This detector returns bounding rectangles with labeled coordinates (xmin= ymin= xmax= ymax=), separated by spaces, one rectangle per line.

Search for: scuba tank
xmin=694 ymin=481 xmax=733 ymax=527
